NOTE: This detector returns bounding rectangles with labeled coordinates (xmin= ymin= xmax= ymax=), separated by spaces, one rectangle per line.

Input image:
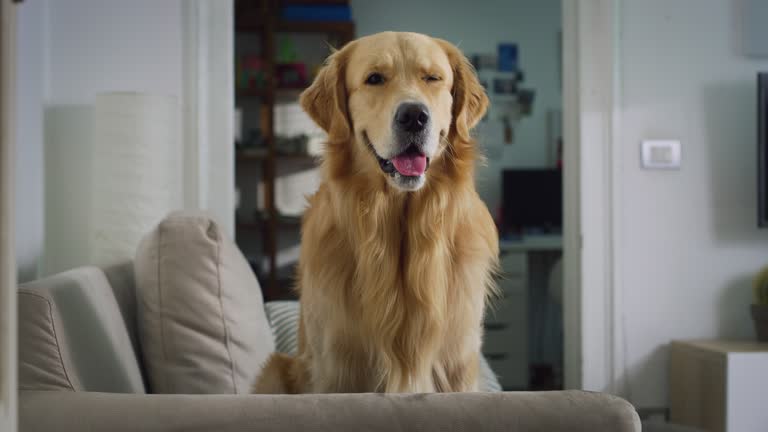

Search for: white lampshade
xmin=89 ymin=92 xmax=180 ymax=267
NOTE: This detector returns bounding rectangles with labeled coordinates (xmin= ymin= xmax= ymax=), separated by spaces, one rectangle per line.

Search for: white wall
xmin=46 ymin=0 xmax=182 ymax=105
xmin=617 ymin=0 xmax=768 ymax=408
xmin=15 ymin=0 xmax=47 ymax=282
xmin=11 ymin=0 xmax=187 ymax=275
xmin=15 ymin=0 xmax=186 ymax=276
xmin=16 ymin=0 xmax=235 ymax=277
xmin=350 ymin=0 xmax=562 ymax=212
xmin=40 ymin=0 xmax=185 ymax=275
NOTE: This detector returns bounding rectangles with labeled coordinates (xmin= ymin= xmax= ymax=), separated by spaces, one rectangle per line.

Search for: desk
xmin=500 ymin=235 xmax=563 ymax=253
xmin=484 ymin=235 xmax=563 ymax=390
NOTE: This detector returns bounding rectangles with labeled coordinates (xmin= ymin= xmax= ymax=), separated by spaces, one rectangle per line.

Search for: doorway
xmin=231 ymin=0 xmax=575 ymax=391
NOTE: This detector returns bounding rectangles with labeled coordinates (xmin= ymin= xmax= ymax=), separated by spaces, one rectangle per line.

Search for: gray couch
xmin=18 ymin=263 xmax=640 ymax=431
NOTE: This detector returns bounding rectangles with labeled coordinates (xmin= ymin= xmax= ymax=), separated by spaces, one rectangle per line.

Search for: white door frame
xmin=166 ymin=0 xmax=623 ymax=397
xmin=0 ymin=0 xmax=18 ymax=430
xmin=562 ymin=0 xmax=623 ymax=394
xmin=181 ymin=0 xmax=236 ymax=237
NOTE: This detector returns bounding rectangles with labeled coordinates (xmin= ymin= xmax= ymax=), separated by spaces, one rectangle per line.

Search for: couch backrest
xmin=18 ymin=266 xmax=146 ymax=393
xmin=102 ymin=261 xmax=142 ymax=358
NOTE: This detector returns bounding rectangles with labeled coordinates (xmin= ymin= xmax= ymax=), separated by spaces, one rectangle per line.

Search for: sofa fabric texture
xmin=19 ymin=390 xmax=641 ymax=432
xmin=134 ymin=211 xmax=274 ymax=394
xmin=18 ymin=267 xmax=145 ymax=393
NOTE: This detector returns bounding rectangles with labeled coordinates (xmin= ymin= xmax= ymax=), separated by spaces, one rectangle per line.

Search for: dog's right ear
xmin=299 ymin=48 xmax=351 ymax=142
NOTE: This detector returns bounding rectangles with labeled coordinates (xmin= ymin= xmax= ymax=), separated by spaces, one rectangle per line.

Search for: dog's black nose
xmin=395 ymin=103 xmax=430 ymax=133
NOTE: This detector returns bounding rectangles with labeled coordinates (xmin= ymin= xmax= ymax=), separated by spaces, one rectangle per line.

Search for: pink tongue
xmin=391 ymin=154 xmax=427 ymax=176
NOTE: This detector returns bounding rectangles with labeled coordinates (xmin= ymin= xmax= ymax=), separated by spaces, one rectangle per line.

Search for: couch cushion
xmin=18 ymin=291 xmax=78 ymax=391
xmin=18 ymin=267 xmax=146 ymax=393
xmin=102 ymin=261 xmax=142 ymax=365
xmin=134 ymin=211 xmax=274 ymax=394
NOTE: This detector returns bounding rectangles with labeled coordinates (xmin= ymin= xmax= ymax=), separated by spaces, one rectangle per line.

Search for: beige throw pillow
xmin=134 ymin=211 xmax=274 ymax=394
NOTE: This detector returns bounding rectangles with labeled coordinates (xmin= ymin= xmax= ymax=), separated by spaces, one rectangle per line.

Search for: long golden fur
xmin=254 ymin=32 xmax=499 ymax=393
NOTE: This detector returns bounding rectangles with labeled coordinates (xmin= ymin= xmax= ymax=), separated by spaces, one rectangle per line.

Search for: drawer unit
xmin=483 ymin=327 xmax=527 ymax=390
xmin=496 ymin=274 xmax=526 ymax=298
xmin=485 ymin=294 xmax=526 ymax=327
xmin=483 ymin=328 xmax=526 ymax=355
xmin=483 ymin=250 xmax=529 ymax=390
xmin=486 ymin=351 xmax=528 ymax=390
xmin=499 ymin=251 xmax=528 ymax=278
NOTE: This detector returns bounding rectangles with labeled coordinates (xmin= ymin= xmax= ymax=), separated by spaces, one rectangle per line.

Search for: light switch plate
xmin=641 ymin=140 xmax=681 ymax=169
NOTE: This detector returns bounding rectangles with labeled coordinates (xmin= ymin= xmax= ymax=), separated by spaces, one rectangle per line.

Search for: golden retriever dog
xmin=254 ymin=31 xmax=498 ymax=394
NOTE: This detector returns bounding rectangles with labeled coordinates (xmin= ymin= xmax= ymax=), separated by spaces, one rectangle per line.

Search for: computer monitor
xmin=502 ymin=169 xmax=562 ymax=235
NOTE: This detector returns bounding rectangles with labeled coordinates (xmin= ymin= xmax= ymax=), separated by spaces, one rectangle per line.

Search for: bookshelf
xmin=234 ymin=0 xmax=354 ymax=299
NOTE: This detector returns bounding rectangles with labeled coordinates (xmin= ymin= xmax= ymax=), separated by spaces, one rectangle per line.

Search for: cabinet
xmin=670 ymin=340 xmax=768 ymax=432
xmin=484 ymin=235 xmax=563 ymax=390
xmin=483 ymin=252 xmax=528 ymax=390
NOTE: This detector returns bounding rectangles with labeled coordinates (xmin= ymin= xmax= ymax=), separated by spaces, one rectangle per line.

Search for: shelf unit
xmin=236 ymin=148 xmax=319 ymax=163
xmin=234 ymin=0 xmax=354 ymax=300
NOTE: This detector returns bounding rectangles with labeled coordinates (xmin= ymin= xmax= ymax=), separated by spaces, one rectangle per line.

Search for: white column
xmin=182 ymin=0 xmax=235 ymax=237
xmin=0 ymin=0 xmax=18 ymax=430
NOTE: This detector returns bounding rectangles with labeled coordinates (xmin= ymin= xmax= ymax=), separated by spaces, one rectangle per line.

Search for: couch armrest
xmin=21 ymin=390 xmax=640 ymax=432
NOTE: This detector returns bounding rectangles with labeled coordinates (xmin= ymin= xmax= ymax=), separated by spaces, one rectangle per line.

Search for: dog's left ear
xmin=435 ymin=39 xmax=489 ymax=142
xmin=299 ymin=47 xmax=352 ymax=142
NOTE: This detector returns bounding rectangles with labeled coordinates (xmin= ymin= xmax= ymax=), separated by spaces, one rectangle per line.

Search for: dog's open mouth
xmin=364 ymin=132 xmax=430 ymax=178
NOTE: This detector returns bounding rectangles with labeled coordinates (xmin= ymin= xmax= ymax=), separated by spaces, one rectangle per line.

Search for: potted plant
xmin=752 ymin=266 xmax=768 ymax=342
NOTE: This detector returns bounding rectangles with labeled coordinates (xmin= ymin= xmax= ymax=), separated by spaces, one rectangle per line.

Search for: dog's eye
xmin=365 ymin=73 xmax=385 ymax=85
xmin=424 ymin=75 xmax=442 ymax=83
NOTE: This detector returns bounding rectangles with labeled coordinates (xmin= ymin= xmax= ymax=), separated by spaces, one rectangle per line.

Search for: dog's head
xmin=300 ymin=32 xmax=488 ymax=192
